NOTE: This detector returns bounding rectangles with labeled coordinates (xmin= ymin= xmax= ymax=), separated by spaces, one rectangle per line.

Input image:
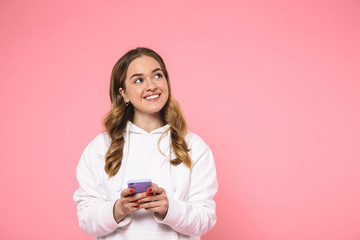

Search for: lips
xmin=144 ymin=93 xmax=161 ymax=101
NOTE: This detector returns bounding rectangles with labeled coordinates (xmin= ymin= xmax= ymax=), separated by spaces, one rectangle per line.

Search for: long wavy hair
xmin=103 ymin=47 xmax=191 ymax=177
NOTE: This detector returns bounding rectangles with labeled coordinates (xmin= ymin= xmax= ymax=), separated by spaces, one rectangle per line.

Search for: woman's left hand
xmin=138 ymin=182 xmax=169 ymax=219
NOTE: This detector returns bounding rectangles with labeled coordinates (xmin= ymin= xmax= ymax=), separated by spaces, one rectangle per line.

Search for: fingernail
xmin=130 ymin=189 xmax=134 ymax=193
xmin=134 ymin=200 xmax=138 ymax=203
xmin=136 ymin=205 xmax=140 ymax=208
xmin=148 ymin=187 xmax=152 ymax=192
xmin=146 ymin=192 xmax=151 ymax=196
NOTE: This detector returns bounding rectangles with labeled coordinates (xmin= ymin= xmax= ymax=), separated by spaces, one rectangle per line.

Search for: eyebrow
xmin=129 ymin=68 xmax=163 ymax=79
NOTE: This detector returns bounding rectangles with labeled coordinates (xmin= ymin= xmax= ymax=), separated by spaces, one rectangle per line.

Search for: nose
xmin=145 ymin=79 xmax=157 ymax=91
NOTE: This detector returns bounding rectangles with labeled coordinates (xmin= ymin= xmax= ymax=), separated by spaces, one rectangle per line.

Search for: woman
xmin=74 ymin=47 xmax=218 ymax=240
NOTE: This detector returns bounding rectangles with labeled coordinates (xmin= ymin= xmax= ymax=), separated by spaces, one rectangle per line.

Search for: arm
xmin=155 ymin=143 xmax=218 ymax=236
xmin=73 ymin=140 xmax=132 ymax=236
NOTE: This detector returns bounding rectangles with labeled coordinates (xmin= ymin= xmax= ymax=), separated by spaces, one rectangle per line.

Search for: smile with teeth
xmin=144 ymin=94 xmax=160 ymax=100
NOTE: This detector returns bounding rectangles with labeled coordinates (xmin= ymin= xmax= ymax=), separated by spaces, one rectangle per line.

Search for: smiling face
xmin=119 ymin=55 xmax=169 ymax=121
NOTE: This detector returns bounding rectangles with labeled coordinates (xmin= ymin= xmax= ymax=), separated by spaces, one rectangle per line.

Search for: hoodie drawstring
xmin=168 ymin=130 xmax=176 ymax=192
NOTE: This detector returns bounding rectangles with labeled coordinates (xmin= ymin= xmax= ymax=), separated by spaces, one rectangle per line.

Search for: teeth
xmin=145 ymin=94 xmax=159 ymax=100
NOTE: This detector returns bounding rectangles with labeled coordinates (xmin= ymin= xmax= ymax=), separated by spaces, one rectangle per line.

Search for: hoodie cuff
xmin=101 ymin=200 xmax=132 ymax=230
xmin=154 ymin=197 xmax=182 ymax=225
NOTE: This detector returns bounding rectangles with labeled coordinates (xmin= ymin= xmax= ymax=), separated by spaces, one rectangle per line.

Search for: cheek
xmin=161 ymin=81 xmax=169 ymax=94
xmin=127 ymin=88 xmax=143 ymax=99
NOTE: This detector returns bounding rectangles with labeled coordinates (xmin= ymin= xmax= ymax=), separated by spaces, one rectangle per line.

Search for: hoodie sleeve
xmin=73 ymin=136 xmax=131 ymax=236
xmin=155 ymin=136 xmax=218 ymax=236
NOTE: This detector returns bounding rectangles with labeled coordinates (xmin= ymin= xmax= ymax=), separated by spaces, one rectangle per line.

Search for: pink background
xmin=1 ymin=0 xmax=359 ymax=239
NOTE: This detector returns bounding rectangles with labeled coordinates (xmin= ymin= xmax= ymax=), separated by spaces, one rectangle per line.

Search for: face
xmin=120 ymin=55 xmax=169 ymax=119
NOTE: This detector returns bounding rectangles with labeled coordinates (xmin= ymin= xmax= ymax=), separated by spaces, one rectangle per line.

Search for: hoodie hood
xmin=128 ymin=121 xmax=170 ymax=135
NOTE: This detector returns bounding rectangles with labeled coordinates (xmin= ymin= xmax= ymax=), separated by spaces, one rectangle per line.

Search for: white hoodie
xmin=73 ymin=121 xmax=218 ymax=240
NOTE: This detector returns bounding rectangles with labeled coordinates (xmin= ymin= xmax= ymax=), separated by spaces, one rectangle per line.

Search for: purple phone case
xmin=127 ymin=179 xmax=152 ymax=193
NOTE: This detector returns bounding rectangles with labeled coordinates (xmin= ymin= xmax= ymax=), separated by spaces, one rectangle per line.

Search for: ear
xmin=119 ymin=88 xmax=129 ymax=102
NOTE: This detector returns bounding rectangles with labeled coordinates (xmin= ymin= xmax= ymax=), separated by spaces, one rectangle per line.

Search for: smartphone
xmin=127 ymin=179 xmax=152 ymax=194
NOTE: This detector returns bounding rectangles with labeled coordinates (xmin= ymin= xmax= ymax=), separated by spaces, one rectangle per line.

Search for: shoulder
xmin=185 ymin=131 xmax=209 ymax=149
xmin=76 ymin=133 xmax=111 ymax=183
xmin=82 ymin=132 xmax=110 ymax=161
xmin=89 ymin=132 xmax=111 ymax=149
xmin=185 ymin=131 xmax=212 ymax=163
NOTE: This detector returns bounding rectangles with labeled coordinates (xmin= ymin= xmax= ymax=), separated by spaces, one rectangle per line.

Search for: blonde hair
xmin=103 ymin=47 xmax=191 ymax=177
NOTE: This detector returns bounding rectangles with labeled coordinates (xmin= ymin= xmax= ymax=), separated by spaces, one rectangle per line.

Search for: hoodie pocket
xmin=116 ymin=229 xmax=178 ymax=240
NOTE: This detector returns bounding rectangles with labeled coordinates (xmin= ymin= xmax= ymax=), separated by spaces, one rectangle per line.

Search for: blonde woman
xmin=74 ymin=47 xmax=218 ymax=240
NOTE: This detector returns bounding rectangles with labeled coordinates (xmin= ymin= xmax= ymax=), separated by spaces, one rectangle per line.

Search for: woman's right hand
xmin=113 ymin=188 xmax=142 ymax=223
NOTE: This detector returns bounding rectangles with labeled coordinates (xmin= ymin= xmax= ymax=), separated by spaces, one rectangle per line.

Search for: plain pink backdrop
xmin=1 ymin=0 xmax=359 ymax=239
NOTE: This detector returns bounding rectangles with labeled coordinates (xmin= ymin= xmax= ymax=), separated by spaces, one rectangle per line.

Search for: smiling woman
xmin=73 ymin=47 xmax=218 ymax=240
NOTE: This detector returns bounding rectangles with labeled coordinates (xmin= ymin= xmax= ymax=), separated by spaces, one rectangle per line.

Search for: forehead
xmin=126 ymin=56 xmax=161 ymax=77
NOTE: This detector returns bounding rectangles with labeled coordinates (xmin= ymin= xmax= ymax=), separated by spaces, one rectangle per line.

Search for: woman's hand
xmin=113 ymin=188 xmax=143 ymax=223
xmin=138 ymin=183 xmax=169 ymax=219
xmin=113 ymin=183 xmax=169 ymax=223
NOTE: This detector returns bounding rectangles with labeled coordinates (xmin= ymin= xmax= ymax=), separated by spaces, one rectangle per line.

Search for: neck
xmin=133 ymin=111 xmax=164 ymax=133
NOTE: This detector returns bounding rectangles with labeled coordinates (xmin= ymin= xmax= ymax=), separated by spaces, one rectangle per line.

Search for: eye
xmin=134 ymin=78 xmax=143 ymax=84
xmin=154 ymin=73 xmax=163 ymax=79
